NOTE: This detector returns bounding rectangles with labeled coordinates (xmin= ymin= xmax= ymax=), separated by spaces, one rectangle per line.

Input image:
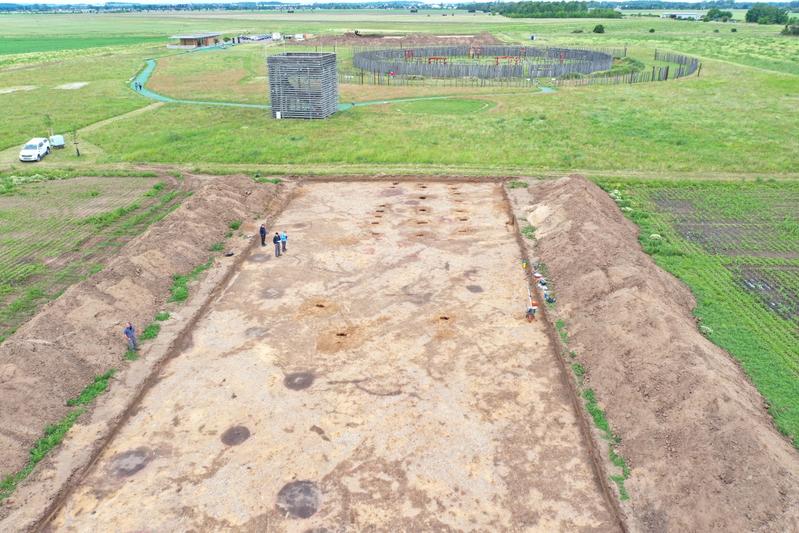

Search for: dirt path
xmin=47 ymin=182 xmax=616 ymax=531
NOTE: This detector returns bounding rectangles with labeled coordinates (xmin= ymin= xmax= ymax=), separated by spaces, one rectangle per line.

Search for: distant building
xmin=168 ymin=32 xmax=221 ymax=49
xmin=660 ymin=12 xmax=701 ymax=20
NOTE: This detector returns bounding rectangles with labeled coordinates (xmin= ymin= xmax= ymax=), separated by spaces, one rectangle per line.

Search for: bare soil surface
xmin=510 ymin=175 xmax=799 ymax=532
xmin=0 ymin=174 xmax=286 ymax=479
xmin=301 ymin=31 xmax=502 ymax=47
xmin=47 ymin=182 xmax=616 ymax=531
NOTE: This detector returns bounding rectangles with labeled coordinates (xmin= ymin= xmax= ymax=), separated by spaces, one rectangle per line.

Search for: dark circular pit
xmin=109 ymin=447 xmax=152 ymax=477
xmin=284 ymin=372 xmax=315 ymax=390
xmin=276 ymin=480 xmax=322 ymax=519
xmin=221 ymin=425 xmax=251 ymax=446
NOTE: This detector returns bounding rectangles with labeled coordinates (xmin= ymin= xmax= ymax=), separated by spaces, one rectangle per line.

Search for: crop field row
xmin=0 ymin=175 xmax=187 ymax=344
xmin=599 ymin=179 xmax=799 ymax=448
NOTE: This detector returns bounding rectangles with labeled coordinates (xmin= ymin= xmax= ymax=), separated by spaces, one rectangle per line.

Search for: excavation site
xmin=1 ymin=176 xmax=797 ymax=533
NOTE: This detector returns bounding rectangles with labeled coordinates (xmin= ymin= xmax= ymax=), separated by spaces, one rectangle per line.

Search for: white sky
xmin=5 ymin=1 xmax=780 ymax=5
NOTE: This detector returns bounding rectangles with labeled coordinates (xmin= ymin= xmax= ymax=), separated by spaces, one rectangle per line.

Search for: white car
xmin=19 ymin=137 xmax=50 ymax=162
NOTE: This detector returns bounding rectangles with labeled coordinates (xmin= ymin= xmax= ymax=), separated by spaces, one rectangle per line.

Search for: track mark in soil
xmin=262 ymin=287 xmax=284 ymax=299
xmin=245 ymin=327 xmax=268 ymax=338
xmin=221 ymin=425 xmax=251 ymax=446
xmin=249 ymin=254 xmax=270 ymax=263
xmin=109 ymin=447 xmax=152 ymax=478
xmin=284 ymin=372 xmax=315 ymax=390
xmin=466 ymin=285 xmax=483 ymax=293
xmin=276 ymin=480 xmax=322 ymax=519
xmin=310 ymin=425 xmax=331 ymax=441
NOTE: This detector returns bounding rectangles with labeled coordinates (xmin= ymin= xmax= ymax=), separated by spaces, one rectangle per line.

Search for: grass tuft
xmin=140 ymin=323 xmax=160 ymax=340
xmin=154 ymin=311 xmax=170 ymax=321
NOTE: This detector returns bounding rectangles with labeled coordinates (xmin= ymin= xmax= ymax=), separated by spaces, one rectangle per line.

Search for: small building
xmin=660 ymin=12 xmax=701 ymax=20
xmin=167 ymin=32 xmax=222 ymax=49
xmin=267 ymin=52 xmax=338 ymax=120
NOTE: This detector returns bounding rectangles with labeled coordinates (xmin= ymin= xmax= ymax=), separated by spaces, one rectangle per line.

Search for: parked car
xmin=19 ymin=137 xmax=50 ymax=162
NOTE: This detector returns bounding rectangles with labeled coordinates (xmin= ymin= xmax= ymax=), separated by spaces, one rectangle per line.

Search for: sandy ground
xmin=0 ymin=85 xmax=36 ymax=94
xmin=54 ymin=82 xmax=89 ymax=90
xmin=47 ymin=182 xmax=616 ymax=532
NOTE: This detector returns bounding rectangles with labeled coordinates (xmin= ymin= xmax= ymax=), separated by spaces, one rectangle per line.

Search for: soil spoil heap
xmin=0 ymin=175 xmax=286 ymax=478
xmin=517 ymin=175 xmax=799 ymax=532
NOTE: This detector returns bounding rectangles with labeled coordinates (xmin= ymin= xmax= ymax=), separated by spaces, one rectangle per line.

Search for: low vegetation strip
xmin=599 ymin=179 xmax=799 ymax=446
xmin=510 ymin=175 xmax=799 ymax=532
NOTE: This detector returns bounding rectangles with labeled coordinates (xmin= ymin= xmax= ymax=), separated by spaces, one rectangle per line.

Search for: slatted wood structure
xmin=267 ymin=52 xmax=338 ymax=119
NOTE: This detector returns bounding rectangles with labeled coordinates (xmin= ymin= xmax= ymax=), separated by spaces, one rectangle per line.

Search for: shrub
xmin=210 ymin=242 xmax=224 ymax=252
xmin=140 ymin=323 xmax=160 ymax=340
xmin=507 ymin=180 xmax=528 ymax=189
xmin=593 ymin=24 xmax=605 ymax=34
xmin=649 ymin=28 xmax=655 ymax=33
xmin=229 ymin=220 xmax=242 ymax=230
xmin=731 ymin=27 xmax=738 ymax=32
xmin=155 ymin=311 xmax=170 ymax=321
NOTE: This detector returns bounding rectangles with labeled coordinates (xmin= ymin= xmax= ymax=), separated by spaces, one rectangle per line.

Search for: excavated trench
xmin=41 ymin=181 xmax=618 ymax=532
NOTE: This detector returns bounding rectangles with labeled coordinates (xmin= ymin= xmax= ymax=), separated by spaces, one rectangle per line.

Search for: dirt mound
xmin=513 ymin=175 xmax=799 ymax=532
xmin=300 ymin=31 xmax=502 ymax=47
xmin=0 ymin=174 xmax=286 ymax=478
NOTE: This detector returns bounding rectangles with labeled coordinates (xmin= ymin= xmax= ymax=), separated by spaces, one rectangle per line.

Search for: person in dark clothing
xmin=123 ymin=322 xmax=138 ymax=351
xmin=259 ymin=224 xmax=267 ymax=246
xmin=273 ymin=232 xmax=281 ymax=257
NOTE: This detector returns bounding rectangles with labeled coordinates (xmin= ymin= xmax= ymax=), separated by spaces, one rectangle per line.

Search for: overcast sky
xmin=4 ymin=0 xmax=782 ymax=5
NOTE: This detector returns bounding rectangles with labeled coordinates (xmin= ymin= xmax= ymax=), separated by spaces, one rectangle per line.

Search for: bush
xmin=593 ymin=24 xmax=605 ymax=34
xmin=571 ymin=29 xmax=584 ymax=33
xmin=140 ymin=323 xmax=160 ymax=340
xmin=155 ymin=311 xmax=170 ymax=321
xmin=229 ymin=220 xmax=242 ymax=230
xmin=731 ymin=27 xmax=738 ymax=32
xmin=649 ymin=28 xmax=655 ymax=33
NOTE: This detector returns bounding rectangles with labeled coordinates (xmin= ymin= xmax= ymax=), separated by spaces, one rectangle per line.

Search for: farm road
xmin=48 ymin=182 xmax=616 ymax=531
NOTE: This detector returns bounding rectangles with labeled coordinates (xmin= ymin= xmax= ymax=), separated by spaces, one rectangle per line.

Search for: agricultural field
xmin=0 ymin=172 xmax=185 ymax=344
xmin=599 ymin=179 xmax=799 ymax=446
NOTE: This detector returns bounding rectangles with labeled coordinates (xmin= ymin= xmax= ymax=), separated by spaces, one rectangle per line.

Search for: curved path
xmin=130 ymin=56 xmax=554 ymax=113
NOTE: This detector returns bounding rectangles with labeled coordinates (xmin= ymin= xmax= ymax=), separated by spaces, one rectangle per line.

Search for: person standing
xmin=273 ymin=232 xmax=281 ymax=257
xmin=260 ymin=224 xmax=267 ymax=246
xmin=280 ymin=230 xmax=288 ymax=253
xmin=123 ymin=322 xmax=138 ymax=352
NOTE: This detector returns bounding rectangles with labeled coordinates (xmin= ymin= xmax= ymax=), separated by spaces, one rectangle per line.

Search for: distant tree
xmin=745 ymin=5 xmax=789 ymax=25
xmin=593 ymin=24 xmax=605 ymax=34
xmin=42 ymin=114 xmax=53 ymax=138
xmin=704 ymin=8 xmax=733 ymax=22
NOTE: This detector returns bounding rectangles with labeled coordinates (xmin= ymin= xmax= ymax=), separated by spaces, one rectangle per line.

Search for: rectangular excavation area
xmin=49 ymin=182 xmax=616 ymax=531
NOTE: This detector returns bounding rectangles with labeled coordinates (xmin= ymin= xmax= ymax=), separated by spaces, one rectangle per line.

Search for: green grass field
xmin=599 ymin=179 xmax=799 ymax=447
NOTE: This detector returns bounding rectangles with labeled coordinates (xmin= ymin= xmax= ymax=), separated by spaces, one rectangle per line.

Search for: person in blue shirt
xmin=280 ymin=231 xmax=288 ymax=253
xmin=123 ymin=322 xmax=138 ymax=352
